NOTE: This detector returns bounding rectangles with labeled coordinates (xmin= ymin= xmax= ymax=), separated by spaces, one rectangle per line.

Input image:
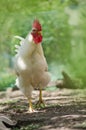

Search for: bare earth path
xmin=0 ymin=88 xmax=86 ymax=130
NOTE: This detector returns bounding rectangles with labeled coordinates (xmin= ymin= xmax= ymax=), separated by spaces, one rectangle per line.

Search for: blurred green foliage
xmin=0 ymin=74 xmax=15 ymax=91
xmin=0 ymin=0 xmax=86 ymax=90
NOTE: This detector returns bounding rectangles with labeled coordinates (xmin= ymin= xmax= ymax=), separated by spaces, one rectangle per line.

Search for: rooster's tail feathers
xmin=14 ymin=35 xmax=24 ymax=41
xmin=14 ymin=35 xmax=25 ymax=53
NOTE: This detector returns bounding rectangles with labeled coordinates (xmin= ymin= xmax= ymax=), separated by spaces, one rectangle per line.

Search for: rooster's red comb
xmin=32 ymin=19 xmax=42 ymax=31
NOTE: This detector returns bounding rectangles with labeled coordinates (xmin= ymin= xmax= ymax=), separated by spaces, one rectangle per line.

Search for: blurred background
xmin=0 ymin=0 xmax=86 ymax=91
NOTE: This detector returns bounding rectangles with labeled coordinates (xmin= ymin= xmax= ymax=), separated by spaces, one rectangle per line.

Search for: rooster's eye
xmin=32 ymin=29 xmax=37 ymax=33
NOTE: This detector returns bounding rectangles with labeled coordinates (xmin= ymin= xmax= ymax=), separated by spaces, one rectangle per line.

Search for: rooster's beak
xmin=38 ymin=31 xmax=42 ymax=34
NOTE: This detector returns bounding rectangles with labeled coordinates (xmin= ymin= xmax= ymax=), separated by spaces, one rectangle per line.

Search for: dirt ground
xmin=0 ymin=88 xmax=86 ymax=130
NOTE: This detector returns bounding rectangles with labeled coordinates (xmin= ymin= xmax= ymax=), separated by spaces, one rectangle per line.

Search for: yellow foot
xmin=28 ymin=107 xmax=35 ymax=113
xmin=28 ymin=106 xmax=38 ymax=113
xmin=36 ymin=100 xmax=45 ymax=108
xmin=28 ymin=99 xmax=37 ymax=113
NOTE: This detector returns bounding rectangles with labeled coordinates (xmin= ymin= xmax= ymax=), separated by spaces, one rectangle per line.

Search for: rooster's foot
xmin=36 ymin=100 xmax=45 ymax=108
xmin=28 ymin=99 xmax=37 ymax=113
xmin=28 ymin=107 xmax=37 ymax=113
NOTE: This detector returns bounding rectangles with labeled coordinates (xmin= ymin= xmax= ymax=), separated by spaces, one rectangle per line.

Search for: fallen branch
xmin=0 ymin=115 xmax=17 ymax=130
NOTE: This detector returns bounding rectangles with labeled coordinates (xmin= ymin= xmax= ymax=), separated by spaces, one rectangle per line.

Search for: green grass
xmin=0 ymin=74 xmax=15 ymax=91
xmin=13 ymin=124 xmax=41 ymax=130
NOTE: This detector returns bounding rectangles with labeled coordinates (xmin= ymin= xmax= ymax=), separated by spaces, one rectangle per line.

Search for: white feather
xmin=14 ymin=35 xmax=24 ymax=41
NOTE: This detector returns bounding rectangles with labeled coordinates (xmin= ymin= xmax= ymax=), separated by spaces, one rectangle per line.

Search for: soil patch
xmin=0 ymin=88 xmax=86 ymax=130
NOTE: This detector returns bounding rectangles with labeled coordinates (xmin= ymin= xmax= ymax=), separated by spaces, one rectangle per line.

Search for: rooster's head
xmin=31 ymin=19 xmax=43 ymax=44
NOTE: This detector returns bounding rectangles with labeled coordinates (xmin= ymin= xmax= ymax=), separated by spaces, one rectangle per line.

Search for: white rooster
xmin=14 ymin=19 xmax=51 ymax=112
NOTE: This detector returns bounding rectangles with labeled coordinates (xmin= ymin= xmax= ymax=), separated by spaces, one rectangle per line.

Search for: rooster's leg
xmin=36 ymin=89 xmax=45 ymax=108
xmin=28 ymin=99 xmax=34 ymax=113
